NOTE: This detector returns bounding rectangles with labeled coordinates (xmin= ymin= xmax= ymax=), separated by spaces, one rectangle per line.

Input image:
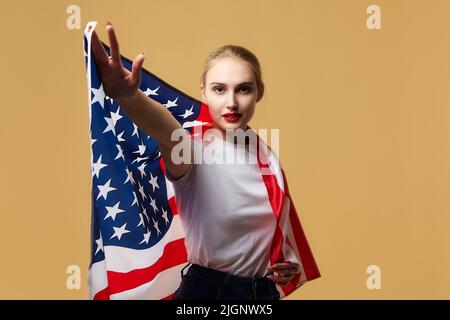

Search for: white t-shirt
xmin=165 ymin=130 xmax=277 ymax=277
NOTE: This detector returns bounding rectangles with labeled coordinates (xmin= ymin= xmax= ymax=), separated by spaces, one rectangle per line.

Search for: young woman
xmin=91 ymin=22 xmax=301 ymax=300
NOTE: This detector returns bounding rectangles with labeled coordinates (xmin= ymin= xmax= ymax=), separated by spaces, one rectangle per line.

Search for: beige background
xmin=0 ymin=0 xmax=449 ymax=299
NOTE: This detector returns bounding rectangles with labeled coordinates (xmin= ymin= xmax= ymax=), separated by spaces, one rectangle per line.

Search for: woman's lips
xmin=223 ymin=113 xmax=242 ymax=123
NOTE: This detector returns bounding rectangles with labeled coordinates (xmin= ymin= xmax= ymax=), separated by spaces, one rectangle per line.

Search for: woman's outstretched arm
xmin=91 ymin=22 xmax=192 ymax=180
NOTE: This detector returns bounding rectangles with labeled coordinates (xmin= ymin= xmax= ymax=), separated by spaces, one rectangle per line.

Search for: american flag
xmin=83 ymin=21 xmax=320 ymax=300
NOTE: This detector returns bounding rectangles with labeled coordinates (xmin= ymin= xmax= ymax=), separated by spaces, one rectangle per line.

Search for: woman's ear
xmin=256 ymin=87 xmax=264 ymax=103
xmin=200 ymin=83 xmax=207 ymax=102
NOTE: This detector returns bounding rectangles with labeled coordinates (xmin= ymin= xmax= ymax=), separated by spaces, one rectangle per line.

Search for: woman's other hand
xmin=266 ymin=261 xmax=300 ymax=286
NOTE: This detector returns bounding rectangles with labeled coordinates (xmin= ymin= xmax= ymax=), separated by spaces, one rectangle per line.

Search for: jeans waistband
xmin=184 ymin=263 xmax=276 ymax=290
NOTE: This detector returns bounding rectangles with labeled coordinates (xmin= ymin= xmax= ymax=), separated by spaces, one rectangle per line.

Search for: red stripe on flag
xmin=159 ymin=157 xmax=166 ymax=175
xmin=261 ymin=173 xmax=284 ymax=220
xmin=198 ymin=103 xmax=214 ymax=124
xmin=168 ymin=196 xmax=178 ymax=215
xmin=281 ymin=168 xmax=321 ymax=281
xmin=185 ymin=103 xmax=214 ymax=140
xmin=255 ymin=137 xmax=286 ymax=264
xmin=105 ymin=238 xmax=188 ymax=296
xmin=280 ymin=272 xmax=302 ymax=296
xmin=93 ymin=287 xmax=111 ymax=300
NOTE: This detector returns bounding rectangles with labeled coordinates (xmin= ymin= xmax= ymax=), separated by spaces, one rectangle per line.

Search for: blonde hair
xmin=201 ymin=45 xmax=265 ymax=101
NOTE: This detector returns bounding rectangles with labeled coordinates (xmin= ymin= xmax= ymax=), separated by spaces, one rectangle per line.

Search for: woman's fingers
xmin=267 ymin=274 xmax=293 ymax=286
xmin=270 ymin=265 xmax=298 ymax=272
xmin=271 ymin=268 xmax=297 ymax=276
xmin=270 ymin=262 xmax=299 ymax=269
xmin=131 ymin=53 xmax=145 ymax=87
xmin=91 ymin=31 xmax=109 ymax=66
xmin=268 ymin=262 xmax=300 ymax=274
xmin=106 ymin=22 xmax=122 ymax=64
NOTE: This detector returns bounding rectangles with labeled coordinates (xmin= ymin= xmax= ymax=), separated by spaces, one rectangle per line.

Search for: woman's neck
xmin=211 ymin=125 xmax=251 ymax=145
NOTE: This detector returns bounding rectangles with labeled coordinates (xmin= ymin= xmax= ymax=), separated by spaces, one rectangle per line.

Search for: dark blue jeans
xmin=173 ymin=263 xmax=280 ymax=300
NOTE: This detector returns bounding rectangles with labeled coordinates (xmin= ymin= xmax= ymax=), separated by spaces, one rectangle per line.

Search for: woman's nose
xmin=226 ymin=94 xmax=238 ymax=110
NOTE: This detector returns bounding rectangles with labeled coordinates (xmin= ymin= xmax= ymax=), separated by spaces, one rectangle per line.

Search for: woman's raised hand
xmin=91 ymin=22 xmax=145 ymax=100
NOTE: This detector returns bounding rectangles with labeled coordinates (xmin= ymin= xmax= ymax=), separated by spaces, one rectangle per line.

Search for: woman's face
xmin=200 ymin=57 xmax=261 ymax=138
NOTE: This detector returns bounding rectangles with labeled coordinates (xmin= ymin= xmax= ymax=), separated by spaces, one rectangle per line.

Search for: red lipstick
xmin=222 ymin=112 xmax=242 ymax=123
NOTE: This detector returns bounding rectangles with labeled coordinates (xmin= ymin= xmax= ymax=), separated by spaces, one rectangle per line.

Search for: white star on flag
xmin=164 ymin=97 xmax=178 ymax=109
xmin=152 ymin=218 xmax=161 ymax=236
xmin=137 ymin=213 xmax=145 ymax=228
xmin=102 ymin=116 xmax=116 ymax=135
xmin=124 ymin=167 xmax=135 ymax=185
xmin=140 ymin=230 xmax=151 ymax=245
xmin=110 ymin=223 xmax=130 ymax=241
xmin=117 ymin=131 xmax=125 ymax=142
xmin=138 ymin=181 xmax=147 ymax=200
xmin=110 ymin=107 xmax=123 ymax=126
xmin=132 ymin=123 xmax=139 ymax=137
xmin=179 ymin=105 xmax=194 ymax=119
xmin=104 ymin=201 xmax=125 ymax=221
xmin=137 ymin=162 xmax=147 ymax=178
xmin=144 ymin=86 xmax=159 ymax=96
xmin=91 ymin=84 xmax=106 ymax=108
xmin=115 ymin=144 xmax=125 ymax=161
xmin=150 ymin=197 xmax=159 ymax=213
xmin=92 ymin=154 xmax=107 ymax=178
xmin=95 ymin=235 xmax=104 ymax=255
xmin=149 ymin=173 xmax=159 ymax=192
xmin=96 ymin=179 xmax=117 ymax=200
xmin=161 ymin=208 xmax=169 ymax=225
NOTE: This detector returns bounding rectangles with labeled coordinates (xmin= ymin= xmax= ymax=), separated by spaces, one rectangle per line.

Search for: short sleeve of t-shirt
xmin=165 ymin=161 xmax=196 ymax=186
xmin=164 ymin=135 xmax=197 ymax=186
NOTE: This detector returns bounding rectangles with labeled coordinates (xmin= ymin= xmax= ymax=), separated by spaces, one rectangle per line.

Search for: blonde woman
xmin=91 ymin=22 xmax=302 ymax=300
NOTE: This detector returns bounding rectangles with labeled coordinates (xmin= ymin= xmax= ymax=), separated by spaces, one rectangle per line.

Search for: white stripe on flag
xmin=263 ymin=139 xmax=285 ymax=193
xmin=285 ymin=207 xmax=308 ymax=284
xmin=88 ymin=259 xmax=108 ymax=299
xmin=103 ymin=215 xmax=185 ymax=273
xmin=165 ymin=180 xmax=175 ymax=200
xmin=109 ymin=263 xmax=188 ymax=300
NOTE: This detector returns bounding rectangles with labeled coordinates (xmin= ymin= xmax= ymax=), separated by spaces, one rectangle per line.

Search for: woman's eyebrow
xmin=210 ymin=82 xmax=254 ymax=86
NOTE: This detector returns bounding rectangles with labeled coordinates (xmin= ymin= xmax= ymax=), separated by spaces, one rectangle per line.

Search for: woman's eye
xmin=213 ymin=87 xmax=224 ymax=94
xmin=240 ymin=87 xmax=251 ymax=93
